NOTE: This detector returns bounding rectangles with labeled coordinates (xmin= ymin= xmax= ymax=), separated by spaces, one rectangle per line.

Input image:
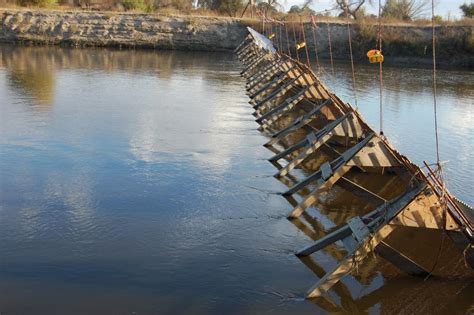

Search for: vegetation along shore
xmin=0 ymin=3 xmax=473 ymax=68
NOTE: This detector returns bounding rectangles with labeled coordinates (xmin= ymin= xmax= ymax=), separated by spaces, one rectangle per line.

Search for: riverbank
xmin=1 ymin=9 xmax=473 ymax=68
xmin=0 ymin=9 xmax=248 ymax=50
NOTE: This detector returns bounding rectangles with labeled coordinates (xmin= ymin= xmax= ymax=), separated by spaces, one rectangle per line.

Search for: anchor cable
xmin=326 ymin=21 xmax=336 ymax=86
xmin=431 ymin=0 xmax=440 ymax=165
xmin=425 ymin=0 xmax=449 ymax=279
xmin=377 ymin=0 xmax=384 ymax=136
xmin=300 ymin=16 xmax=311 ymax=66
xmin=270 ymin=21 xmax=274 ymax=45
xmin=292 ymin=21 xmax=299 ymax=61
xmin=285 ymin=21 xmax=292 ymax=57
xmin=310 ymin=15 xmax=321 ymax=73
xmin=278 ymin=22 xmax=283 ymax=53
xmin=344 ymin=5 xmax=359 ymax=109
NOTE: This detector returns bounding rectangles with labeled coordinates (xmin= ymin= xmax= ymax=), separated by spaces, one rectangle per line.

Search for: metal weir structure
xmin=235 ymin=27 xmax=474 ymax=304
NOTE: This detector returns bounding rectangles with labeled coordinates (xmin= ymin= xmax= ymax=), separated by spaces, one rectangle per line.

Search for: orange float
xmin=296 ymin=42 xmax=306 ymax=50
xmin=367 ymin=49 xmax=384 ymax=63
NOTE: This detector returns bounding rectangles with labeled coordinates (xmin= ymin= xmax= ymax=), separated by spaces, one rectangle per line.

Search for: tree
xmin=382 ymin=0 xmax=430 ymax=21
xmin=460 ymin=3 xmax=474 ymax=18
xmin=256 ymin=0 xmax=280 ymax=16
xmin=288 ymin=0 xmax=315 ymax=15
xmin=334 ymin=0 xmax=367 ymax=19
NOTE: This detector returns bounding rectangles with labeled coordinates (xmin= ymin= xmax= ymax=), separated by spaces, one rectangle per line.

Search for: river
xmin=0 ymin=44 xmax=473 ymax=314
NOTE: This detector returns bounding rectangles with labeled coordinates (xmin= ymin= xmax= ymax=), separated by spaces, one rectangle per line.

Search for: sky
xmin=281 ymin=0 xmax=472 ymax=19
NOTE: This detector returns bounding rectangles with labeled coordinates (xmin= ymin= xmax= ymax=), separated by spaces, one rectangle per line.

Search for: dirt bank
xmin=1 ymin=9 xmax=472 ymax=68
xmin=0 ymin=9 xmax=248 ymax=50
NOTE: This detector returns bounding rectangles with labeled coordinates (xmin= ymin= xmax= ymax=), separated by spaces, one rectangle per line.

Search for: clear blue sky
xmin=282 ymin=0 xmax=472 ymax=19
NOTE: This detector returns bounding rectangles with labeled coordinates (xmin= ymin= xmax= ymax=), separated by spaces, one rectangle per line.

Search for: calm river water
xmin=0 ymin=45 xmax=473 ymax=314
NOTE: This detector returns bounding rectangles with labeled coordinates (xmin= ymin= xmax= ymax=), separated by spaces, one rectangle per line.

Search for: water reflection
xmin=0 ymin=44 xmax=473 ymax=314
xmin=317 ymin=60 xmax=474 ymax=107
xmin=1 ymin=46 xmax=56 ymax=107
xmin=1 ymin=44 xmax=314 ymax=314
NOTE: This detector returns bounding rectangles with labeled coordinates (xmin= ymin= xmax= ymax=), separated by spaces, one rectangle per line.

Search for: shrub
xmin=144 ymin=4 xmax=156 ymax=12
xmin=218 ymin=0 xmax=243 ymax=17
xmin=122 ymin=0 xmax=145 ymax=10
xmin=17 ymin=0 xmax=57 ymax=7
xmin=153 ymin=0 xmax=193 ymax=11
xmin=382 ymin=0 xmax=430 ymax=21
xmin=171 ymin=0 xmax=193 ymax=10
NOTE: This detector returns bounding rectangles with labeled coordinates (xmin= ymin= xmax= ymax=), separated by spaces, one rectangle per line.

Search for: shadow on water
xmin=0 ymin=44 xmax=473 ymax=314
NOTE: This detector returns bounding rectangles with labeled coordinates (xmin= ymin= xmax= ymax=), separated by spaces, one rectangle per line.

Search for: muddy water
xmin=0 ymin=45 xmax=472 ymax=314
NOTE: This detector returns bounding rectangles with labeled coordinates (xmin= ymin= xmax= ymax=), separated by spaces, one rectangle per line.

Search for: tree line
xmin=10 ymin=0 xmax=474 ymax=21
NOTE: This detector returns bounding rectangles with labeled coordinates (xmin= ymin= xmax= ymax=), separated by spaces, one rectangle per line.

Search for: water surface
xmin=0 ymin=45 xmax=473 ymax=314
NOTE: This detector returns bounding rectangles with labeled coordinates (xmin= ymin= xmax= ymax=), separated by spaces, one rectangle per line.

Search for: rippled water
xmin=318 ymin=61 xmax=474 ymax=206
xmin=0 ymin=45 xmax=473 ymax=314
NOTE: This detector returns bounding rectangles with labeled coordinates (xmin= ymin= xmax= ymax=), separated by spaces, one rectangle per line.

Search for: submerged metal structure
xmin=235 ymin=27 xmax=474 ymax=303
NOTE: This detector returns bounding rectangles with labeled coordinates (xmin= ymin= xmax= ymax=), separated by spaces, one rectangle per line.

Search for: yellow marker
xmin=367 ymin=49 xmax=384 ymax=63
xmin=296 ymin=42 xmax=306 ymax=50
xmin=268 ymin=34 xmax=275 ymax=39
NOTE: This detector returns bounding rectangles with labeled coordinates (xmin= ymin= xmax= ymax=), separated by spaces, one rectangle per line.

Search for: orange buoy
xmin=367 ymin=49 xmax=384 ymax=63
xmin=296 ymin=42 xmax=306 ymax=50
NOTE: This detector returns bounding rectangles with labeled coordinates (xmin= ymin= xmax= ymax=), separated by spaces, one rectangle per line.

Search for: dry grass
xmin=357 ymin=15 xmax=474 ymax=27
xmin=1 ymin=4 xmax=473 ymax=27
